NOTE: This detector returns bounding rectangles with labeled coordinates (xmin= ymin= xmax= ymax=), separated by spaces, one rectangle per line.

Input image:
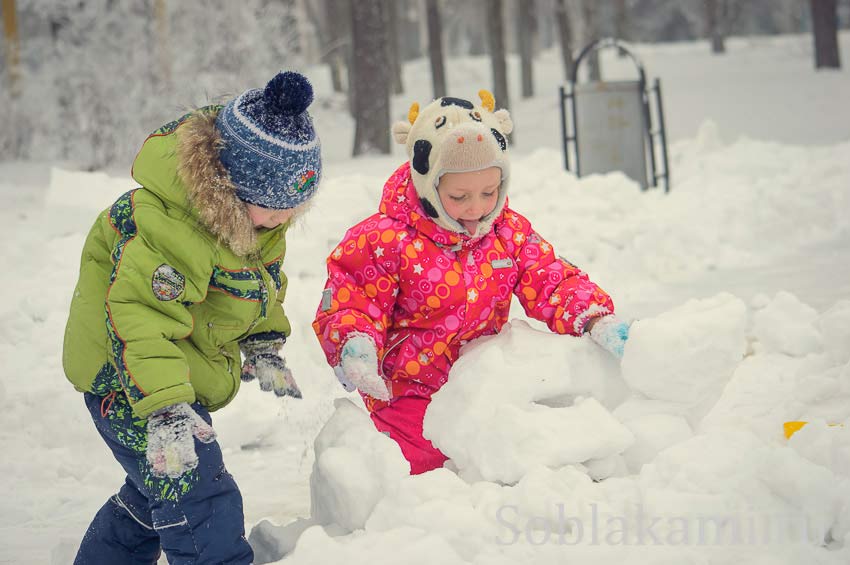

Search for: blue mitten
xmin=336 ymin=334 xmax=391 ymax=401
xmin=240 ymin=333 xmax=302 ymax=398
xmin=588 ymin=315 xmax=630 ymax=359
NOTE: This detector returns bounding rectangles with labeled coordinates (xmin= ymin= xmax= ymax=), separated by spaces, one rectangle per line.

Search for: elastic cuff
xmin=240 ymin=331 xmax=286 ymax=357
xmin=131 ymin=383 xmax=196 ymax=419
xmin=574 ymin=304 xmax=613 ymax=335
xmin=588 ymin=314 xmax=620 ymax=334
xmin=241 ymin=331 xmax=286 ymax=345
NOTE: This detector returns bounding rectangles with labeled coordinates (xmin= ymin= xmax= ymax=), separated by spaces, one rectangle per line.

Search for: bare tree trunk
xmin=325 ymin=0 xmax=350 ymax=93
xmin=811 ymin=0 xmax=841 ymax=68
xmin=426 ymin=0 xmax=447 ymax=98
xmin=305 ymin=0 xmax=337 ymax=92
xmin=537 ymin=0 xmax=554 ymax=51
xmin=486 ymin=0 xmax=510 ymax=110
xmin=705 ymin=0 xmax=726 ymax=54
xmin=554 ymin=0 xmax=573 ymax=81
xmin=467 ymin=1 xmax=488 ymax=57
xmin=517 ymin=0 xmax=535 ymax=97
xmin=614 ymin=0 xmax=628 ymax=57
xmin=153 ymin=0 xmax=171 ymax=90
xmin=580 ymin=0 xmax=600 ymax=81
xmin=386 ymin=0 xmax=404 ymax=94
xmin=398 ymin=0 xmax=421 ymax=61
xmin=1 ymin=0 xmax=20 ymax=98
xmin=351 ymin=0 xmax=390 ymax=156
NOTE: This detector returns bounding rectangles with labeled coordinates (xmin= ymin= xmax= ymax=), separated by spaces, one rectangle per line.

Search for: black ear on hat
xmin=412 ymin=140 xmax=432 ymax=175
xmin=420 ymin=197 xmax=440 ymax=218
xmin=490 ymin=128 xmax=507 ymax=152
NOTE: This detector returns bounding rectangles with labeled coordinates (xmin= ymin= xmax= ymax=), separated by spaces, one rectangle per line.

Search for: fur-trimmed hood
xmin=378 ymin=161 xmax=508 ymax=249
xmin=391 ymin=93 xmax=513 ymax=239
xmin=131 ymin=107 xmax=261 ymax=256
xmin=175 ymin=109 xmax=259 ymax=256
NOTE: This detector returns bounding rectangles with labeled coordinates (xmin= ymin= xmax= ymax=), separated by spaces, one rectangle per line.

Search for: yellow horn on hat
xmin=479 ymin=89 xmax=495 ymax=112
xmin=407 ymin=102 xmax=420 ymax=125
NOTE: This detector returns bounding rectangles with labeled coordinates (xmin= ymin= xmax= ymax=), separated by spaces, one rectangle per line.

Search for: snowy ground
xmin=1 ymin=34 xmax=849 ymax=564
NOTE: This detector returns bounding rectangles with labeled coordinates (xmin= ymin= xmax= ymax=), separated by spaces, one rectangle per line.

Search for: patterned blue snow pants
xmin=74 ymin=392 xmax=253 ymax=564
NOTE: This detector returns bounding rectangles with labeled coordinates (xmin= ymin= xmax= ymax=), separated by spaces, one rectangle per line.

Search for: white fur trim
xmin=341 ymin=330 xmax=378 ymax=349
xmin=431 ymin=162 xmax=509 ymax=237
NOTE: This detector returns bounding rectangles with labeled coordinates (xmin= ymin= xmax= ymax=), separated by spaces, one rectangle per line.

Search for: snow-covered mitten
xmin=588 ymin=315 xmax=630 ymax=359
xmin=336 ymin=334 xmax=391 ymax=401
xmin=146 ymin=402 xmax=217 ymax=478
xmin=332 ymin=365 xmax=357 ymax=393
xmin=240 ymin=334 xmax=303 ymax=398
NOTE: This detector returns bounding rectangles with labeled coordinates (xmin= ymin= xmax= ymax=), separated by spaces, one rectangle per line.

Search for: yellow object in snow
xmin=783 ymin=421 xmax=808 ymax=439
xmin=784 ymin=420 xmax=844 ymax=439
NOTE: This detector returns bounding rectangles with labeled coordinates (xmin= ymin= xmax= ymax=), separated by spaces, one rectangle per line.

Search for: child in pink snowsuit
xmin=313 ymin=92 xmax=629 ymax=474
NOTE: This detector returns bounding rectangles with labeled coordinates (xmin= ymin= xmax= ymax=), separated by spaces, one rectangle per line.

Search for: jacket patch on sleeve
xmin=152 ymin=264 xmax=185 ymax=301
xmin=321 ymin=288 xmax=333 ymax=312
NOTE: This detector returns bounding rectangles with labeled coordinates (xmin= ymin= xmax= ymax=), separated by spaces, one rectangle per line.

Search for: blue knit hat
xmin=215 ymin=71 xmax=322 ymax=209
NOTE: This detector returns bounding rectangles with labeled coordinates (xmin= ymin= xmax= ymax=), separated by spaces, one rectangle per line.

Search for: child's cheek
xmin=443 ymin=200 xmax=462 ymax=220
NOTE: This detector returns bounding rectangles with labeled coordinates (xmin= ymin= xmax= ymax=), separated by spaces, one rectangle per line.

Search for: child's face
xmin=245 ymin=204 xmax=297 ymax=229
xmin=437 ymin=167 xmax=501 ymax=234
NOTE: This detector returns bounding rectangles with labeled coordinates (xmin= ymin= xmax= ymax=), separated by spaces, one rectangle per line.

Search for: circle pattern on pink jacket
xmin=313 ymin=162 xmax=613 ymax=412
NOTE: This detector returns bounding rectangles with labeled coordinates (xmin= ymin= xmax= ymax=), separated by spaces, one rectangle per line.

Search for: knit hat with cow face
xmin=391 ymin=91 xmax=513 ymax=238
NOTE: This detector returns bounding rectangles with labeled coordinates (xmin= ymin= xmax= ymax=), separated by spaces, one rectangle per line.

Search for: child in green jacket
xmin=63 ymin=71 xmax=321 ymax=564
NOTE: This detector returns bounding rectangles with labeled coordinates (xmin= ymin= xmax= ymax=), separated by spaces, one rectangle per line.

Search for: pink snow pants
xmin=370 ymin=395 xmax=448 ymax=475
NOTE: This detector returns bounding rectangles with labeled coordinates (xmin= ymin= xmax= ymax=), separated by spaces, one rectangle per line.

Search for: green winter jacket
xmin=63 ymin=108 xmax=292 ymax=418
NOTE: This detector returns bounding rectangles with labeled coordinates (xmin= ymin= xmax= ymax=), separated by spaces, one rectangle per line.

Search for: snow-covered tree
xmin=2 ymin=0 xmax=302 ymax=168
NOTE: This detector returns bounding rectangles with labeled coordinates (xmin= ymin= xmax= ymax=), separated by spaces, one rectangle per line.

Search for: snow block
xmin=819 ymin=299 xmax=850 ymax=365
xmin=622 ymin=413 xmax=693 ymax=474
xmin=621 ymin=293 xmax=747 ymax=405
xmin=425 ymin=321 xmax=633 ymax=484
xmin=309 ymin=398 xmax=409 ymax=533
xmin=752 ymin=291 xmax=822 ymax=357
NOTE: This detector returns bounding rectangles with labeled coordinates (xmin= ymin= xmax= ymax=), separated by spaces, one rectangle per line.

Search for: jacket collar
xmin=379 ymin=162 xmax=506 ymax=249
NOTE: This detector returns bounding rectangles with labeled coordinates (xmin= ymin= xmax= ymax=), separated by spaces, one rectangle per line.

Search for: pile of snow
xmin=3 ymin=133 xmax=849 ymax=563
xmin=247 ymin=292 xmax=850 ymax=564
xmin=752 ymin=291 xmax=822 ymax=357
xmin=424 ymin=321 xmax=632 ymax=484
xmin=308 ymin=399 xmax=409 ymax=532
xmin=621 ymin=293 xmax=747 ymax=408
xmin=3 ymin=135 xmax=849 ymax=563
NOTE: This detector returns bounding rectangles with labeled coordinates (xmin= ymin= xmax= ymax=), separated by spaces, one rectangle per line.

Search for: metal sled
xmin=559 ymin=38 xmax=671 ymax=192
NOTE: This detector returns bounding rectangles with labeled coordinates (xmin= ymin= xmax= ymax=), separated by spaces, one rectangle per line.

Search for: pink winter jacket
xmin=313 ymin=162 xmax=614 ymax=412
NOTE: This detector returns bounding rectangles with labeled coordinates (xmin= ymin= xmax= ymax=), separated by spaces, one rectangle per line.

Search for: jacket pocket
xmin=380 ymin=334 xmax=410 ymax=377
